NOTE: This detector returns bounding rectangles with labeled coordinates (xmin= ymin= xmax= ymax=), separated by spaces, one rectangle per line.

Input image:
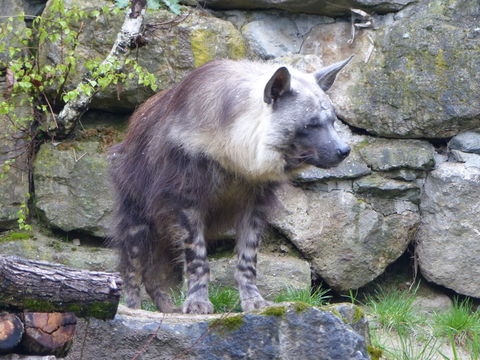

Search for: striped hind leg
xmin=117 ymin=225 xmax=147 ymax=309
xmin=142 ymin=238 xmax=182 ymax=313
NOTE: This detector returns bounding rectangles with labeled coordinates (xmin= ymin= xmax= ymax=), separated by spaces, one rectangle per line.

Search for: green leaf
xmin=162 ymin=0 xmax=181 ymax=14
xmin=115 ymin=0 xmax=129 ymax=9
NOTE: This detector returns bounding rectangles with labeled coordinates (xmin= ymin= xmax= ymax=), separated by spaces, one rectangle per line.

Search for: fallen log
xmin=0 ymin=256 xmax=121 ymax=319
xmin=20 ymin=312 xmax=76 ymax=357
xmin=0 ymin=313 xmax=24 ymax=353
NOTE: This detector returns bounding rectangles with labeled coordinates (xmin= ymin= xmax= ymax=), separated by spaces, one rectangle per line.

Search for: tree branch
xmin=50 ymin=0 xmax=147 ymax=138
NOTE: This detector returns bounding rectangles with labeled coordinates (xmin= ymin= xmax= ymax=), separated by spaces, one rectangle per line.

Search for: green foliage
xmin=114 ymin=0 xmax=182 ymax=15
xmin=0 ymin=0 xmax=158 ymax=133
xmin=274 ymin=286 xmax=331 ymax=307
xmin=433 ymin=297 xmax=480 ymax=346
xmin=16 ymin=197 xmax=32 ymax=231
xmin=0 ymin=0 xmax=158 ymax=229
xmin=365 ymin=286 xmax=421 ymax=336
xmin=0 ymin=159 xmax=15 ymax=180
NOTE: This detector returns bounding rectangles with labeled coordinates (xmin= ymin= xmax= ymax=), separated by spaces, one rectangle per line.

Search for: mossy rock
xmin=330 ymin=0 xmax=480 ymax=138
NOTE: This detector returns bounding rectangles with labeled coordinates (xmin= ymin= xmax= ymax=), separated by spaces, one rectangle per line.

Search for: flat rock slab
xmin=66 ymin=303 xmax=370 ymax=360
xmin=202 ymin=0 xmax=414 ymax=16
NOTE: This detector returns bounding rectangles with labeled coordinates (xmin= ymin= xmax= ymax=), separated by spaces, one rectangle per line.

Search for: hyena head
xmin=264 ymin=56 xmax=353 ymax=171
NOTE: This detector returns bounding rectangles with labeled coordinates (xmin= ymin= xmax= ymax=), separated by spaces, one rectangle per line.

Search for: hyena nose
xmin=337 ymin=145 xmax=351 ymax=159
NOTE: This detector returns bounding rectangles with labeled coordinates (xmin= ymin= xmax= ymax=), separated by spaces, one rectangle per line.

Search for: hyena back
xmin=109 ymin=58 xmax=352 ymax=314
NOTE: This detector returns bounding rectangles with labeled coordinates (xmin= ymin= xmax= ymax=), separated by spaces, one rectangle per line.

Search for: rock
xmin=358 ymin=139 xmax=435 ymax=171
xmin=241 ymin=17 xmax=302 ymax=59
xmin=39 ymin=1 xmax=246 ymax=112
xmin=416 ymin=162 xmax=480 ymax=298
xmin=33 ymin=141 xmax=114 ymax=237
xmin=1 ymin=356 xmax=56 ymax=360
xmin=448 ymin=150 xmax=480 ymax=168
xmin=378 ymin=169 xmax=423 ymax=182
xmin=270 ymin=184 xmax=419 ymax=290
xmin=300 ymin=20 xmax=374 ymax=66
xmin=66 ymin=303 xmax=370 ymax=360
xmin=296 ymin=152 xmax=371 ymax=182
xmin=209 ymin=252 xmax=311 ymax=299
xmin=412 ymin=284 xmax=453 ymax=314
xmin=353 ymin=174 xmax=420 ymax=203
xmin=0 ymin=231 xmax=117 ymax=272
xmin=448 ymin=130 xmax=480 ymax=154
xmin=0 ymin=78 xmax=31 ymax=229
xmin=225 ymin=11 xmax=334 ymax=59
xmin=201 ymin=0 xmax=414 ymax=16
xmin=329 ymin=0 xmax=480 ymax=138
xmin=21 ymin=0 xmax=48 ymax=18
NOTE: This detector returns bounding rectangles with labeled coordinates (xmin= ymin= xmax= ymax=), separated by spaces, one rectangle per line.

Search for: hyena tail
xmin=110 ymin=196 xmax=182 ymax=312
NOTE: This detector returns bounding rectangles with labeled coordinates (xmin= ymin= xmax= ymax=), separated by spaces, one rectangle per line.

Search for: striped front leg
xmin=235 ymin=204 xmax=272 ymax=312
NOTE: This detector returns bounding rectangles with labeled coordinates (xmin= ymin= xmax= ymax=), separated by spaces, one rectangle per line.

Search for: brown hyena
xmin=109 ymin=58 xmax=352 ymax=314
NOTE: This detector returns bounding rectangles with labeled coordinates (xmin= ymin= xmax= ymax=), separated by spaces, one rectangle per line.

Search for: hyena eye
xmin=304 ymin=117 xmax=321 ymax=129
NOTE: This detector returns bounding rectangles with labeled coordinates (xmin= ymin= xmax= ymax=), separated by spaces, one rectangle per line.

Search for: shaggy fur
xmin=109 ymin=58 xmax=351 ymax=313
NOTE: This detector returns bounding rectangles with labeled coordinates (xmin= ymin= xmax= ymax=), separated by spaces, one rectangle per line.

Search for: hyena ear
xmin=264 ymin=67 xmax=291 ymax=104
xmin=314 ymin=55 xmax=354 ymax=91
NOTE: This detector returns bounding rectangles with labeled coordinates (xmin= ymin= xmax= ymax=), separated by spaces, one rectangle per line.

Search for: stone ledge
xmin=65 ymin=303 xmax=370 ymax=360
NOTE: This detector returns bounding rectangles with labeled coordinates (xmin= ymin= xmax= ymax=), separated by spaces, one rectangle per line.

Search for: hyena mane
xmin=109 ymin=58 xmax=351 ymax=314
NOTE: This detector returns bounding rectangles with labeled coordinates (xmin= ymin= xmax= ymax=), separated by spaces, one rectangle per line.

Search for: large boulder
xmin=270 ymin=183 xmax=419 ymax=291
xmin=33 ymin=141 xmax=114 ymax=237
xmin=201 ymin=0 xmax=414 ymax=16
xmin=39 ymin=0 xmax=246 ymax=112
xmin=66 ymin=303 xmax=370 ymax=360
xmin=328 ymin=0 xmax=480 ymax=138
xmin=416 ymin=162 xmax=480 ymax=298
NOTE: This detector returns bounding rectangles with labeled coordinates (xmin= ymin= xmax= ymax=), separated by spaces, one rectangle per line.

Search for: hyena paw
xmin=182 ymin=298 xmax=214 ymax=314
xmin=241 ymin=297 xmax=273 ymax=312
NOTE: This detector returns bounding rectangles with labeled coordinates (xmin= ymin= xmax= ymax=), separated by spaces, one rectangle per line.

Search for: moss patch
xmin=0 ymin=231 xmax=32 ymax=243
xmin=353 ymin=306 xmax=365 ymax=323
xmin=261 ymin=306 xmax=287 ymax=317
xmin=190 ymin=29 xmax=217 ymax=67
xmin=367 ymin=345 xmax=383 ymax=360
xmin=293 ymin=301 xmax=312 ymax=314
xmin=209 ymin=314 xmax=244 ymax=333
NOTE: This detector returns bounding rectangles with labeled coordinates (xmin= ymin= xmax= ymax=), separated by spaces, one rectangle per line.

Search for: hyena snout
xmin=336 ymin=143 xmax=351 ymax=159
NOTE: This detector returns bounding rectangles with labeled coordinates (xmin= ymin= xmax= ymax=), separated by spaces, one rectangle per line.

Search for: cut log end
xmin=20 ymin=312 xmax=76 ymax=357
xmin=0 ymin=313 xmax=24 ymax=353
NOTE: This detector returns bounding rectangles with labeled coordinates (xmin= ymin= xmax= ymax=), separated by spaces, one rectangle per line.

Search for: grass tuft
xmin=171 ymin=286 xmax=241 ymax=313
xmin=365 ymin=286 xmax=421 ymax=336
xmin=274 ymin=286 xmax=331 ymax=307
xmin=433 ymin=297 xmax=480 ymax=346
xmin=208 ymin=286 xmax=241 ymax=313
